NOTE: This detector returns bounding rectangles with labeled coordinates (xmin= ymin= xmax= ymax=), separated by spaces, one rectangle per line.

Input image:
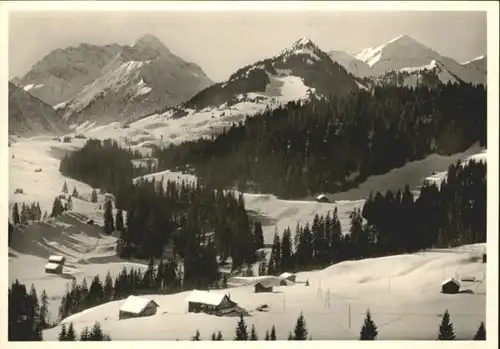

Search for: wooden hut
xmin=45 ymin=262 xmax=63 ymax=274
xmin=48 ymin=255 xmax=66 ymax=265
xmin=279 ymin=272 xmax=296 ymax=283
xmin=186 ymin=290 xmax=246 ymax=317
xmin=316 ymin=194 xmax=331 ymax=203
xmin=254 ymin=281 xmax=274 ymax=293
xmin=441 ymin=278 xmax=460 ymax=294
xmin=119 ymin=295 xmax=159 ymax=320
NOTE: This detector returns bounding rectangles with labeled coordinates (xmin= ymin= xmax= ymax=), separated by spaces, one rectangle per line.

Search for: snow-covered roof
xmin=45 ymin=262 xmax=62 ymax=270
xmin=119 ymin=295 xmax=159 ymax=314
xmin=316 ymin=194 xmax=327 ymax=199
xmin=185 ymin=290 xmax=228 ymax=306
xmin=441 ymin=278 xmax=460 ymax=286
xmin=279 ymin=272 xmax=295 ymax=278
xmin=48 ymin=255 xmax=65 ymax=263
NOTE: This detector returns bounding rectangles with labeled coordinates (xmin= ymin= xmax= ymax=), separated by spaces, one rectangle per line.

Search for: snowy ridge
xmin=326 ymin=34 xmax=487 ymax=86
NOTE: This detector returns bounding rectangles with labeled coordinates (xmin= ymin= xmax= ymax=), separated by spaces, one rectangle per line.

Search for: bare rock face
xmin=15 ymin=35 xmax=214 ymax=126
xmin=8 ymin=82 xmax=69 ymax=136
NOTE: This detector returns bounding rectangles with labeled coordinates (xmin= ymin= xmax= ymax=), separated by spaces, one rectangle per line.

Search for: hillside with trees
xmin=153 ymin=83 xmax=486 ymax=198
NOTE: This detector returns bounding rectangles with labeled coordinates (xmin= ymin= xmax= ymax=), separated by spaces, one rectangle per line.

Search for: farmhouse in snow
xmin=441 ymin=278 xmax=460 ymax=294
xmin=45 ymin=262 xmax=63 ymax=274
xmin=119 ymin=295 xmax=159 ymax=320
xmin=186 ymin=290 xmax=248 ymax=317
xmin=254 ymin=281 xmax=274 ymax=293
xmin=45 ymin=255 xmax=66 ymax=274
xmin=279 ymin=272 xmax=297 ymax=283
xmin=316 ymin=194 xmax=331 ymax=203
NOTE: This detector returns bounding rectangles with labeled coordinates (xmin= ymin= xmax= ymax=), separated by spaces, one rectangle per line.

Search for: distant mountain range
xmin=329 ymin=34 xmax=486 ymax=86
xmin=11 ymin=34 xmax=213 ymax=126
xmin=9 ymin=33 xmax=486 ymax=136
xmin=8 ymin=82 xmax=69 ymax=136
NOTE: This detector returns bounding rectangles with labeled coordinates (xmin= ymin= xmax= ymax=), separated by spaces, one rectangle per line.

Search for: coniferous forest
xmin=153 ymin=83 xmax=486 ymax=198
xmin=263 ymin=159 xmax=486 ymax=275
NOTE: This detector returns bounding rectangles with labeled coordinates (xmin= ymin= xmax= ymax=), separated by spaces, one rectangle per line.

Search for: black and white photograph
xmin=2 ymin=0 xmax=498 ymax=343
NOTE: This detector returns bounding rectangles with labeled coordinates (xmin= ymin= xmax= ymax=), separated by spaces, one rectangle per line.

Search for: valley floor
xmin=8 ymin=136 xmax=488 ymax=340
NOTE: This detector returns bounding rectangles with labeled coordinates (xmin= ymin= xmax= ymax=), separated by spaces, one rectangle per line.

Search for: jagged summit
xmin=386 ymin=34 xmax=419 ymax=45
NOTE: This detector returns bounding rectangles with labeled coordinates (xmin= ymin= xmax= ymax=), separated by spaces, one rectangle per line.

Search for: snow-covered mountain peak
xmin=132 ymin=34 xmax=169 ymax=53
xmin=386 ymin=34 xmax=419 ymax=45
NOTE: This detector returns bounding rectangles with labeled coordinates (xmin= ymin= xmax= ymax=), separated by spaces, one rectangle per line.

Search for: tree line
xmin=191 ymin=310 xmax=485 ymax=341
xmin=58 ymin=263 xmax=191 ymax=320
xmin=58 ymin=138 xmax=147 ymax=195
xmin=261 ymin=159 xmax=486 ymax=275
xmin=152 ymin=83 xmax=486 ymax=199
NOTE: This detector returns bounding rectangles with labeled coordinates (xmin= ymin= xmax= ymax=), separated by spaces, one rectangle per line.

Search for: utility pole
xmin=348 ymin=305 xmax=351 ymax=330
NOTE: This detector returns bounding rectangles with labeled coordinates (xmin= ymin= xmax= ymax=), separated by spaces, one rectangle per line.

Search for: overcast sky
xmin=9 ymin=10 xmax=487 ymax=82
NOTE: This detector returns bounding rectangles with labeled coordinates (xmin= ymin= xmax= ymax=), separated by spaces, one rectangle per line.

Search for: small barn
xmin=86 ymin=219 xmax=95 ymax=225
xmin=441 ymin=278 xmax=460 ymax=294
xmin=316 ymin=194 xmax=331 ymax=203
xmin=119 ymin=295 xmax=159 ymax=320
xmin=254 ymin=281 xmax=274 ymax=293
xmin=186 ymin=290 xmax=245 ymax=317
xmin=279 ymin=272 xmax=297 ymax=283
xmin=45 ymin=262 xmax=63 ymax=274
xmin=48 ymin=255 xmax=66 ymax=265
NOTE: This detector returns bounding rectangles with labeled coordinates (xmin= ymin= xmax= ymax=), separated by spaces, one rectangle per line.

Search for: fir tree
xmin=103 ymin=199 xmax=114 ymax=235
xmin=288 ymin=332 xmax=293 ymax=340
xmin=80 ymin=327 xmax=89 ymax=341
xmin=293 ymin=312 xmax=308 ymax=340
xmin=12 ymin=203 xmax=20 ymax=225
xmin=72 ymin=186 xmax=79 ymax=198
xmin=62 ymin=181 xmax=68 ymax=194
xmin=115 ymin=208 xmax=124 ymax=232
xmin=66 ymin=323 xmax=77 ymax=341
xmin=437 ymin=310 xmax=455 ymax=340
xmin=250 ymin=324 xmax=258 ymax=340
xmin=270 ymin=325 xmax=277 ymax=340
xmin=360 ymin=309 xmax=378 ymax=340
xmin=58 ymin=324 xmax=67 ymax=341
xmin=265 ymin=330 xmax=270 ymax=340
xmin=192 ymin=330 xmax=201 ymax=341
xmin=39 ymin=290 xmax=49 ymax=329
xmin=91 ymin=189 xmax=98 ymax=203
xmin=216 ymin=331 xmax=223 ymax=341
xmin=234 ymin=314 xmax=249 ymax=340
xmin=89 ymin=322 xmax=104 ymax=341
xmin=473 ymin=321 xmax=486 ymax=340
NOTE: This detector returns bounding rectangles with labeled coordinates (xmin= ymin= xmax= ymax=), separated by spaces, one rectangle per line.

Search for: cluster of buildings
xmin=117 ymin=272 xmax=299 ymax=320
xmin=45 ymin=255 xmax=66 ymax=274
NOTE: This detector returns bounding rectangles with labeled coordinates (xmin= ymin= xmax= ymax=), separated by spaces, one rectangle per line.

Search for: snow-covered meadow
xmin=8 ymin=132 xmax=488 ymax=340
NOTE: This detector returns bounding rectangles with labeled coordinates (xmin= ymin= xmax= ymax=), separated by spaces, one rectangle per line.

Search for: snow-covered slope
xmin=8 ymin=82 xmax=69 ymax=136
xmin=170 ymin=37 xmax=360 ymax=114
xmin=13 ymin=43 xmax=123 ymax=106
xmin=40 ymin=243 xmax=486 ymax=340
xmin=59 ymin=35 xmax=213 ymax=126
xmin=350 ymin=34 xmax=486 ymax=85
xmin=328 ymin=50 xmax=372 ymax=77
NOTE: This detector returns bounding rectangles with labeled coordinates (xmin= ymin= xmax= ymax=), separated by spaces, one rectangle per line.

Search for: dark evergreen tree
xmin=216 ymin=331 xmax=223 ymax=341
xmin=234 ymin=314 xmax=249 ymax=340
xmin=66 ymin=323 xmax=77 ymax=341
xmin=473 ymin=321 xmax=486 ymax=340
xmin=270 ymin=325 xmax=277 ymax=340
xmin=115 ymin=208 xmax=124 ymax=232
xmin=103 ymin=199 xmax=114 ymax=235
xmin=58 ymin=324 xmax=67 ymax=341
xmin=293 ymin=312 xmax=308 ymax=340
xmin=250 ymin=324 xmax=258 ymax=340
xmin=192 ymin=330 xmax=201 ymax=341
xmin=39 ymin=290 xmax=49 ymax=329
xmin=12 ymin=203 xmax=20 ymax=225
xmin=265 ymin=330 xmax=270 ymax=340
xmin=437 ymin=310 xmax=455 ymax=340
xmin=62 ymin=181 xmax=68 ymax=194
xmin=72 ymin=186 xmax=79 ymax=198
xmin=360 ymin=309 xmax=378 ymax=340
xmin=51 ymin=197 xmax=64 ymax=217
xmin=91 ymin=189 xmax=98 ymax=203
